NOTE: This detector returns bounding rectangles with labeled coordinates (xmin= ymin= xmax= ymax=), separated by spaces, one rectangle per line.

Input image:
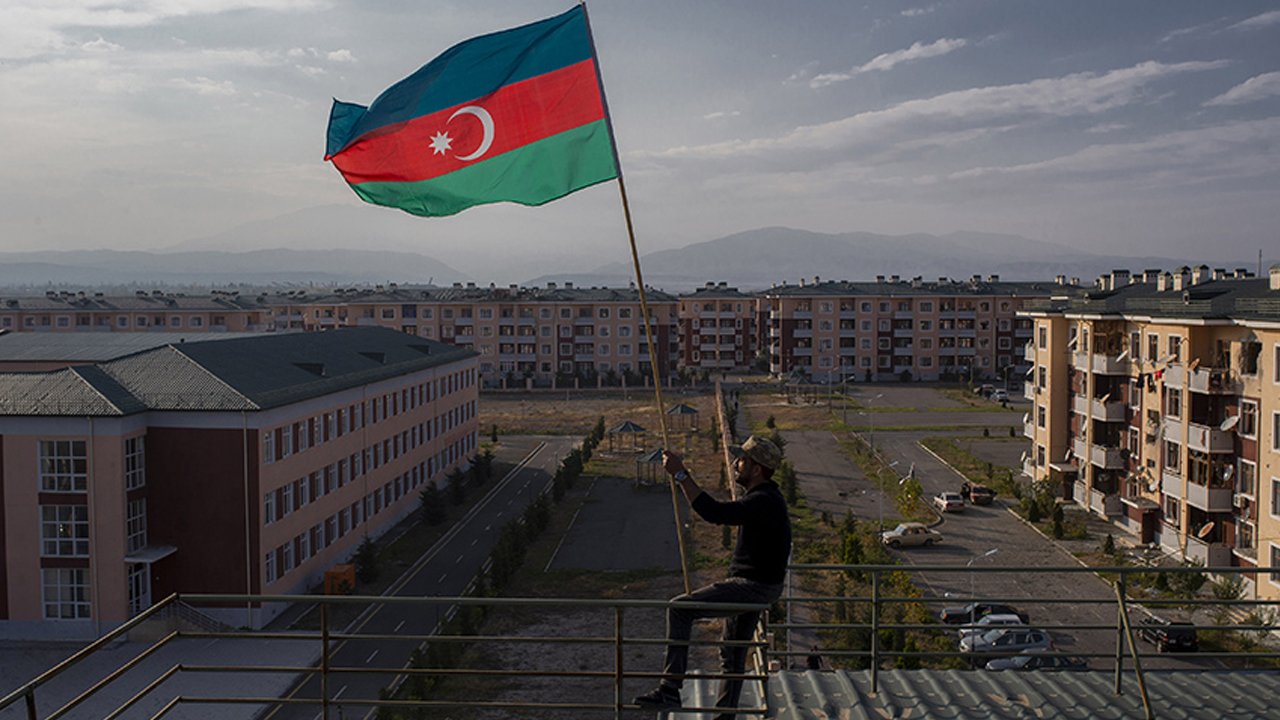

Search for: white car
xmin=934 ymin=492 xmax=965 ymax=513
xmin=957 ymin=613 xmax=1027 ymax=641
xmin=991 ymin=389 xmax=1009 ymax=402
xmin=881 ymin=523 xmax=942 ymax=548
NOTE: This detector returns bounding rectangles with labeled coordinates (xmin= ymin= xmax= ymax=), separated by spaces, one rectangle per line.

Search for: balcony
xmin=1162 ymin=364 xmax=1185 ymax=389
xmin=1161 ymin=469 xmax=1183 ymax=499
xmin=1185 ymin=480 xmax=1233 ymax=512
xmin=792 ymin=310 xmax=813 ymax=320
xmin=1088 ymin=488 xmax=1123 ymax=517
xmin=1184 ymin=535 xmax=1233 ymax=567
xmin=1074 ymin=438 xmax=1125 ymax=469
xmin=792 ymin=347 xmax=813 ymax=357
xmin=1023 ymin=417 xmax=1035 ymax=439
xmin=1022 ymin=458 xmax=1038 ymax=479
xmin=1186 ymin=366 xmax=1237 ymax=395
xmin=1023 ymin=344 xmax=1036 ymax=362
xmin=793 ymin=328 xmax=813 ymax=339
xmin=1072 ymin=395 xmax=1126 ymax=422
xmin=1023 ymin=381 xmax=1039 ymax=400
xmin=1186 ymin=421 xmax=1234 ymax=454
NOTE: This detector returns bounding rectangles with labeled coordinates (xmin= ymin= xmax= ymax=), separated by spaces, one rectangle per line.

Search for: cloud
xmin=1228 ymin=10 xmax=1280 ymax=31
xmin=810 ymin=38 xmax=966 ymax=88
xmin=0 ymin=1 xmax=320 ymax=59
xmin=171 ymin=76 xmax=236 ymax=96
xmin=649 ymin=60 xmax=1228 ymax=163
xmin=946 ymin=118 xmax=1280 ymax=187
xmin=326 ymin=49 xmax=356 ymax=63
xmin=1204 ymin=71 xmax=1280 ymax=107
xmin=703 ymin=110 xmax=741 ymax=121
xmin=901 ymin=5 xmax=939 ymax=17
xmin=295 ymin=64 xmax=326 ymax=77
xmin=1085 ymin=122 xmax=1128 ymax=134
xmin=81 ymin=36 xmax=121 ymax=52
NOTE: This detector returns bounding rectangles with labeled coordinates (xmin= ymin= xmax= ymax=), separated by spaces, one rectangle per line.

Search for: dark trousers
xmin=661 ymin=577 xmax=782 ymax=718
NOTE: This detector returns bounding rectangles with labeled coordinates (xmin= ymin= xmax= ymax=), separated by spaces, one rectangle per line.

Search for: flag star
xmin=428 ymin=131 xmax=453 ymax=156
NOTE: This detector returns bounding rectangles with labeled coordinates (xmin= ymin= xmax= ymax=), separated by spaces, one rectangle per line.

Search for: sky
xmin=1 ymin=0 xmax=1278 ymax=279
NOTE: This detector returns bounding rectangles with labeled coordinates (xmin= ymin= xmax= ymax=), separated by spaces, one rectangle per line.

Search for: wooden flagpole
xmin=580 ymin=1 xmax=690 ymax=594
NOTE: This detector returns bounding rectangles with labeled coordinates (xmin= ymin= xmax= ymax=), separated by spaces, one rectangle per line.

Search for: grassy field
xmin=480 ymin=390 xmax=714 ymax=438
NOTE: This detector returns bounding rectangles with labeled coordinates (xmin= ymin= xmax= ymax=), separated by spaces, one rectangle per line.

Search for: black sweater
xmin=691 ymin=481 xmax=792 ymax=585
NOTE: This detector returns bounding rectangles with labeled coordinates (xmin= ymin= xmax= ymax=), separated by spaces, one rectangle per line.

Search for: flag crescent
xmin=449 ymin=105 xmax=495 ymax=161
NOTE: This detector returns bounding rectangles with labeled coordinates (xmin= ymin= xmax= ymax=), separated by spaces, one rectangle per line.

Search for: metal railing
xmin=0 ymin=594 xmax=770 ymax=720
xmin=3 ymin=565 xmax=1279 ymax=720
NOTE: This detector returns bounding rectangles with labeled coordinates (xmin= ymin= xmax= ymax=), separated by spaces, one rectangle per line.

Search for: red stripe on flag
xmin=331 ymin=59 xmax=606 ymax=185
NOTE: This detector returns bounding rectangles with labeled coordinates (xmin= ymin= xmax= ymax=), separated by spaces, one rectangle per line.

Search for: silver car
xmin=957 ymin=613 xmax=1027 ymax=641
xmin=959 ymin=626 xmax=1053 ymax=657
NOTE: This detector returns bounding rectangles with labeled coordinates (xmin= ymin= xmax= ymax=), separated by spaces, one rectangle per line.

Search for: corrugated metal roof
xmin=679 ymin=668 xmax=1280 ymax=719
xmin=1030 ymin=277 xmax=1279 ymax=322
xmin=0 ymin=367 xmax=139 ymax=416
xmin=0 ymin=331 xmax=269 ymax=362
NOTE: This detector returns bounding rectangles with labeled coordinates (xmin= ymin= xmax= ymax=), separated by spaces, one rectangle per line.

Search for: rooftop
xmin=0 ymin=327 xmax=475 ymax=416
xmin=763 ymin=276 xmax=1079 ymax=298
xmin=0 ymin=331 xmax=269 ymax=363
xmin=1025 ymin=274 xmax=1280 ymax=322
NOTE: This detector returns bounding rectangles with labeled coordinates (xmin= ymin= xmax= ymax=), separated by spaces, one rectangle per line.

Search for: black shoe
xmin=633 ymin=685 xmax=682 ymax=709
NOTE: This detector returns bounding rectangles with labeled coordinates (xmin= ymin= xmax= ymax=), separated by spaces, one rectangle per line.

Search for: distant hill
xmin=566 ymin=227 xmax=1234 ymax=290
xmin=0 ymin=248 xmax=468 ymax=289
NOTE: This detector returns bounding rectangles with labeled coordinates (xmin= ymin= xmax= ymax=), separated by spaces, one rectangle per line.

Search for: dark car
xmin=940 ymin=602 xmax=1029 ymax=625
xmin=1137 ymin=616 xmax=1198 ymax=652
xmin=961 ymin=482 xmax=997 ymax=505
xmin=985 ymin=651 xmax=1089 ymax=671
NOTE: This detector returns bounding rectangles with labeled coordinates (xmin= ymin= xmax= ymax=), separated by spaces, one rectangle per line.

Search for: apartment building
xmin=678 ymin=282 xmax=759 ymax=373
xmin=1021 ymin=265 xmax=1280 ymax=599
xmin=0 ymin=327 xmax=478 ymax=638
xmin=264 ymin=283 xmax=681 ymax=388
xmin=0 ymin=290 xmax=269 ymax=333
xmin=762 ymin=275 xmax=1065 ymax=383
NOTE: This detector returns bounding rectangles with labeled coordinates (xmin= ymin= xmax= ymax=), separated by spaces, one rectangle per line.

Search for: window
xmin=1240 ymin=400 xmax=1257 ymax=438
xmin=124 ymin=436 xmax=146 ymax=490
xmin=1037 ymin=405 xmax=1046 ymax=428
xmin=1271 ymin=545 xmax=1280 ymax=586
xmin=43 ymin=568 xmax=90 ymax=619
xmin=1275 ymin=344 xmax=1280 ymax=383
xmin=263 ymin=431 xmax=275 ymax=464
xmin=41 ymin=505 xmax=89 ymax=556
xmin=1147 ymin=334 xmax=1158 ymax=363
xmin=920 ymin=301 xmax=933 ymax=312
xmin=127 ymin=499 xmax=147 ymax=553
xmin=1167 ymin=335 xmax=1181 ymax=363
xmin=265 ymin=552 xmax=277 ymax=583
xmin=1273 ymin=478 xmax=1280 ymax=518
xmin=39 ymin=441 xmax=87 ymax=492
xmin=1038 ymin=326 xmax=1047 ymax=349
xmin=1163 ymin=496 xmax=1180 ymax=527
xmin=1238 ymin=460 xmax=1256 ymax=497
xmin=1274 ymin=412 xmax=1280 ymax=452
xmin=1165 ymin=441 xmax=1181 ymax=474
xmin=1165 ymin=389 xmax=1181 ymax=418
xmin=1036 ymin=445 xmax=1045 ymax=467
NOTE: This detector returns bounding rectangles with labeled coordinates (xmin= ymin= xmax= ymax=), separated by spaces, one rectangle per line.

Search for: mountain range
xmin=1 ymin=207 xmax=1268 ymax=292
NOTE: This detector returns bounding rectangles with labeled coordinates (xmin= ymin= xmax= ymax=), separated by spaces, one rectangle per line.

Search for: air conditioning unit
xmin=1233 ymin=495 xmax=1249 ymax=510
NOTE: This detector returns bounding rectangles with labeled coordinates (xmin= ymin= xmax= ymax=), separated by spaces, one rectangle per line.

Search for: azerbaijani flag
xmin=325 ymin=6 xmax=618 ymax=217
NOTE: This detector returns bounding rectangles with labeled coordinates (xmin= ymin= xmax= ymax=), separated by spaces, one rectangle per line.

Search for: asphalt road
xmin=753 ymin=384 xmax=1211 ymax=671
xmin=264 ymin=435 xmax=577 ymax=720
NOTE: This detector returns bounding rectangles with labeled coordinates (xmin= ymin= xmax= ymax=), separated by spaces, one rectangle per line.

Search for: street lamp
xmin=867 ymin=393 xmax=884 ymax=451
xmin=967 ymin=548 xmax=1000 ymax=621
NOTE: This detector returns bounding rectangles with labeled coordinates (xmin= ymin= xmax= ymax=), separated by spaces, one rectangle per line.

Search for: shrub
xmin=354 ymin=535 xmax=379 ymax=584
xmin=420 ymin=482 xmax=446 ymax=526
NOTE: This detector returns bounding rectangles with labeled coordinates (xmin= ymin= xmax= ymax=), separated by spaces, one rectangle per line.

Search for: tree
xmin=593 ymin=416 xmax=606 ymax=445
xmin=765 ymin=415 xmax=776 ymax=430
xmin=776 ymin=461 xmax=799 ymax=505
xmin=420 ymin=482 xmax=446 ymax=526
xmin=471 ymin=449 xmax=494 ymax=486
xmin=354 ymin=535 xmax=380 ymax=584
xmin=448 ymin=468 xmax=467 ymax=505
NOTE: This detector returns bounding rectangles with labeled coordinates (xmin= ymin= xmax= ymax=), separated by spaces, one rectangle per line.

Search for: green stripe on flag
xmin=350 ymin=120 xmax=618 ymax=217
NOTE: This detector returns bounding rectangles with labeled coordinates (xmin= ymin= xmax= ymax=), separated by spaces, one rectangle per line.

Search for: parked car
xmin=881 ymin=523 xmax=942 ymax=548
xmin=957 ymin=613 xmax=1027 ymax=641
xmin=974 ymin=384 xmax=994 ymax=396
xmin=960 ymin=482 xmax=997 ymax=505
xmin=940 ymin=602 xmax=1029 ymax=625
xmin=933 ymin=492 xmax=965 ymax=513
xmin=960 ymin=627 xmax=1053 ymax=658
xmin=990 ymin=389 xmax=1009 ymax=403
xmin=1137 ymin=616 xmax=1198 ymax=652
xmin=985 ymin=651 xmax=1088 ymax=671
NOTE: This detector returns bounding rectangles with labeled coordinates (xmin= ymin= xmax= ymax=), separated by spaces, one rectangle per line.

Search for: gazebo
xmin=636 ymin=447 xmax=665 ymax=485
xmin=608 ymin=420 xmax=647 ymax=452
xmin=666 ymin=403 xmax=700 ymax=431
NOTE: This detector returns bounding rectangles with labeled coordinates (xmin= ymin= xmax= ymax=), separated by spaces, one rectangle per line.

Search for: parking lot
xmin=745 ymin=382 xmax=1215 ymax=670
